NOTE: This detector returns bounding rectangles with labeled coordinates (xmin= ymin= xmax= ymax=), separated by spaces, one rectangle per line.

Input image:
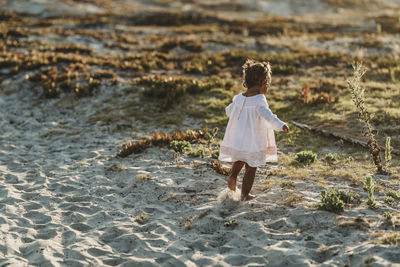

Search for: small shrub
xmin=338 ymin=190 xmax=362 ymax=204
xmin=384 ymin=196 xmax=396 ymax=206
xmin=169 ymin=140 xmax=191 ymax=153
xmin=295 ymin=151 xmax=317 ymax=166
xmin=319 ymin=188 xmax=345 ymax=213
xmin=189 ymin=144 xmax=207 ymax=158
xmin=386 ymin=190 xmax=400 ymax=200
xmin=363 ymin=176 xmax=377 ymax=209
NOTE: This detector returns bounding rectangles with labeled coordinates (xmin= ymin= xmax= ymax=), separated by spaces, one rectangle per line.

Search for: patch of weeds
xmin=295 ymin=151 xmax=317 ymax=166
xmin=386 ymin=190 xmax=400 ymax=200
xmin=380 ymin=231 xmax=399 ymax=246
xmin=210 ymin=160 xmax=230 ymax=176
xmin=224 ymin=219 xmax=238 ymax=227
xmin=135 ymin=213 xmax=150 ymax=224
xmin=189 ymin=144 xmax=207 ymax=158
xmin=384 ymin=196 xmax=396 ymax=207
xmin=281 ymin=180 xmax=295 ymax=188
xmin=169 ymin=140 xmax=191 ymax=153
xmin=363 ymin=176 xmax=377 ymax=209
xmin=160 ymin=39 xmax=205 ymax=53
xmin=137 ymin=75 xmax=231 ymax=108
xmin=319 ymin=188 xmax=344 ymax=213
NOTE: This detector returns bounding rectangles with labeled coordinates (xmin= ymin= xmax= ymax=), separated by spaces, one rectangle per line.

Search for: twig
xmin=291 ymin=121 xmax=400 ymax=156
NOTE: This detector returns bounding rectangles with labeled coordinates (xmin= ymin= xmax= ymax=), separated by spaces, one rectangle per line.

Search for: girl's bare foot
xmin=227 ymin=177 xmax=237 ymax=191
xmin=241 ymin=194 xmax=256 ymax=201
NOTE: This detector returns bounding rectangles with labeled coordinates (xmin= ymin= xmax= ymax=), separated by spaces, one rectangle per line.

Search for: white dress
xmin=218 ymin=93 xmax=285 ymax=167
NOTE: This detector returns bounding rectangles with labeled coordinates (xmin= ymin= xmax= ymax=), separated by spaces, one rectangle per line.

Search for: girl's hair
xmin=242 ymin=59 xmax=272 ymax=89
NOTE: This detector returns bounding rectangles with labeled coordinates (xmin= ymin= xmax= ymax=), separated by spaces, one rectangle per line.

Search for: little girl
xmin=218 ymin=59 xmax=289 ymax=201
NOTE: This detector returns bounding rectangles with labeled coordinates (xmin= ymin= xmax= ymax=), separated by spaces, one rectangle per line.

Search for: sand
xmin=1 ymin=0 xmax=400 ymax=266
xmin=1 ymin=72 xmax=399 ymax=267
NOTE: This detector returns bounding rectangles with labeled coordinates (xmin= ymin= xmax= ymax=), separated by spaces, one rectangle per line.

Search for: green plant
xmin=384 ymin=136 xmax=392 ymax=169
xmin=347 ymin=62 xmax=386 ymax=174
xmin=323 ymin=153 xmax=338 ymax=164
xmin=363 ymin=176 xmax=377 ymax=209
xmin=384 ymin=196 xmax=396 ymax=206
xmin=338 ymin=190 xmax=362 ymax=204
xmin=189 ymin=144 xmax=207 ymax=158
xmin=295 ymin=151 xmax=317 ymax=166
xmin=386 ymin=190 xmax=400 ymax=200
xmin=169 ymin=140 xmax=191 ymax=153
xmin=383 ymin=211 xmax=393 ymax=220
xmin=319 ymin=188 xmax=345 ymax=213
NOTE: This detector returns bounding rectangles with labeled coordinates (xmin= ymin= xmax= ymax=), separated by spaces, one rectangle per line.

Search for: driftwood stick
xmin=291 ymin=121 xmax=400 ymax=156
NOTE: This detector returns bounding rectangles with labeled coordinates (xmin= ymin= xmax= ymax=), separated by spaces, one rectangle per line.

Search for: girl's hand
xmin=282 ymin=124 xmax=290 ymax=133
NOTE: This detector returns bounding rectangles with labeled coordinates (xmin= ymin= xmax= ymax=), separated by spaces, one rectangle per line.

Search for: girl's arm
xmin=256 ymin=100 xmax=285 ymax=131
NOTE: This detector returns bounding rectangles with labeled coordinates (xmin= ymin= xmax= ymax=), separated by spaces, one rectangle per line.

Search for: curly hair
xmin=242 ymin=59 xmax=272 ymax=89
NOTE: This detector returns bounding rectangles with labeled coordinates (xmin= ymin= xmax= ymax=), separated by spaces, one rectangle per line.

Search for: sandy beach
xmin=1 ymin=0 xmax=400 ymax=266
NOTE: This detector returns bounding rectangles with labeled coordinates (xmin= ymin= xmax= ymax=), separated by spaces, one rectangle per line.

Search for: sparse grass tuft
xmin=380 ymin=231 xmax=399 ymax=246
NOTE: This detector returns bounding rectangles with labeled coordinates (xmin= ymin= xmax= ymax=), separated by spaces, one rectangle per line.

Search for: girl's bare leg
xmin=227 ymin=161 xmax=245 ymax=191
xmin=241 ymin=163 xmax=257 ymax=201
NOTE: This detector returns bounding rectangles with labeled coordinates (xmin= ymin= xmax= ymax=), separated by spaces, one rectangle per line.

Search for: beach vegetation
xmin=319 ymin=188 xmax=347 ymax=213
xmin=380 ymin=231 xmax=399 ymax=246
xmin=210 ymin=160 xmax=230 ymax=176
xmin=384 ymin=196 xmax=396 ymax=206
xmin=347 ymin=62 xmax=387 ymax=174
xmin=295 ymin=151 xmax=317 ymax=166
xmin=363 ymin=176 xmax=377 ymax=209
xmin=169 ymin=140 xmax=191 ymax=153
xmin=386 ymin=190 xmax=400 ymax=200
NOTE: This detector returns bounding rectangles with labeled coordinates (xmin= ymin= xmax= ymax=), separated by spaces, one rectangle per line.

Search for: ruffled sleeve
xmin=225 ymin=95 xmax=237 ymax=117
xmin=256 ymin=96 xmax=285 ymax=131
